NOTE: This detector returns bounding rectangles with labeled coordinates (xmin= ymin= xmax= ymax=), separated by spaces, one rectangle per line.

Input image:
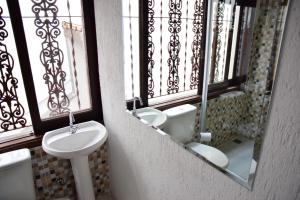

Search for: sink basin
xmin=42 ymin=121 xmax=107 ymax=159
xmin=135 ymin=107 xmax=167 ymax=129
xmin=42 ymin=120 xmax=107 ymax=200
xmin=187 ymin=142 xmax=229 ymax=169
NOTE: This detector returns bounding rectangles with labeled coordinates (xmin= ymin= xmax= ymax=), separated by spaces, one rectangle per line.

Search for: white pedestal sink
xmin=134 ymin=107 xmax=167 ymax=129
xmin=42 ymin=121 xmax=107 ymax=200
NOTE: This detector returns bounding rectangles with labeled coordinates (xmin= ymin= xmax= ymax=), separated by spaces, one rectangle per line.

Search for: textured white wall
xmin=94 ymin=0 xmax=300 ymax=199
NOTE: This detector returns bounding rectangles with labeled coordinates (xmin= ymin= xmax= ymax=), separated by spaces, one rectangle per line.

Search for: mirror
xmin=122 ymin=0 xmax=289 ymax=189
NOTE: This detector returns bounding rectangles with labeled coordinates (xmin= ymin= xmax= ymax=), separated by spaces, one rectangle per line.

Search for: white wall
xmin=94 ymin=0 xmax=300 ymax=199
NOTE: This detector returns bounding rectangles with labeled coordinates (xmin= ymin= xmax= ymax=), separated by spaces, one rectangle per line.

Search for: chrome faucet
xmin=69 ymin=111 xmax=78 ymax=134
xmin=132 ymin=97 xmax=143 ymax=117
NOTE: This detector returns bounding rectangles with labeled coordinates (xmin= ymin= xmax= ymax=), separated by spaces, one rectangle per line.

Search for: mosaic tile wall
xmin=244 ymin=0 xmax=286 ymax=131
xmin=193 ymin=91 xmax=250 ymax=147
xmin=30 ymin=142 xmax=110 ymax=200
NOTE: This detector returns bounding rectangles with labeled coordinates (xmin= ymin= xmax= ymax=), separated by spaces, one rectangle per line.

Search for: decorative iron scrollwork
xmin=159 ymin=0 xmax=163 ymax=96
xmin=32 ymin=0 xmax=70 ymax=116
xmin=0 ymin=7 xmax=27 ymax=131
xmin=148 ymin=0 xmax=155 ymax=98
xmin=167 ymin=0 xmax=182 ymax=94
xmin=213 ymin=0 xmax=225 ymax=83
xmin=190 ymin=0 xmax=204 ymax=89
xmin=66 ymin=0 xmax=81 ymax=109
xmin=128 ymin=0 xmax=135 ymax=98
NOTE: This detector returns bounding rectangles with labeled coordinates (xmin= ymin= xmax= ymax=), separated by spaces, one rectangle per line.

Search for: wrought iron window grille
xmin=0 ymin=0 xmax=102 ymax=139
xmin=129 ymin=0 xmax=250 ymax=108
xmin=0 ymin=7 xmax=27 ymax=132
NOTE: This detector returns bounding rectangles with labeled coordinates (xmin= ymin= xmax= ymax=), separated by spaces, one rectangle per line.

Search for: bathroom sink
xmin=42 ymin=120 xmax=107 ymax=200
xmin=135 ymin=107 xmax=167 ymax=129
xmin=42 ymin=121 xmax=107 ymax=159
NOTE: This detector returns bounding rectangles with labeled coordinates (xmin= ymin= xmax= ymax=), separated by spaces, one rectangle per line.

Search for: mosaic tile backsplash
xmin=30 ymin=142 xmax=110 ymax=200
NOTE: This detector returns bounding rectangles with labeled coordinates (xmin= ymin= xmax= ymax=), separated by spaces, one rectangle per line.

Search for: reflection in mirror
xmin=122 ymin=0 xmax=289 ymax=189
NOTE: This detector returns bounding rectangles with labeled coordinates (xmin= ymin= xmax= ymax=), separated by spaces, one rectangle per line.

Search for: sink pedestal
xmin=70 ymin=156 xmax=95 ymax=200
xmin=42 ymin=121 xmax=107 ymax=200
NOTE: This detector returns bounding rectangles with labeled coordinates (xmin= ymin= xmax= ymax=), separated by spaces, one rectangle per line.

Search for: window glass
xmin=19 ymin=0 xmax=91 ymax=119
xmin=0 ymin=0 xmax=33 ymax=142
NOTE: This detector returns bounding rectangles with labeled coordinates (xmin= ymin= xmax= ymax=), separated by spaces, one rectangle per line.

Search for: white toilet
xmin=0 ymin=148 xmax=71 ymax=200
xmin=0 ymin=148 xmax=36 ymax=200
xmin=163 ymin=104 xmax=229 ymax=169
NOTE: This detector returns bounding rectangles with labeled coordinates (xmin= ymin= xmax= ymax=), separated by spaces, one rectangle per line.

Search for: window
xmin=123 ymin=0 xmax=256 ymax=108
xmin=0 ymin=0 xmax=102 ymax=143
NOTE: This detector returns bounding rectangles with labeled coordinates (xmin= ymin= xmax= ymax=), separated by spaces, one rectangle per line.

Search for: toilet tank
xmin=162 ymin=104 xmax=197 ymax=143
xmin=0 ymin=149 xmax=36 ymax=200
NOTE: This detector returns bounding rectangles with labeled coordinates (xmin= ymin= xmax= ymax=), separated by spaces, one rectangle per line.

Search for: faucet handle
xmin=134 ymin=97 xmax=143 ymax=106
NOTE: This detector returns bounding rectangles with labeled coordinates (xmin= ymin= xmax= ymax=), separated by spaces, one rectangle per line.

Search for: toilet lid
xmin=187 ymin=142 xmax=229 ymax=169
xmin=0 ymin=149 xmax=31 ymax=171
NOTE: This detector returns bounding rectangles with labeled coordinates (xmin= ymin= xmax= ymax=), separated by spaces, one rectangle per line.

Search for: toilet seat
xmin=187 ymin=142 xmax=229 ymax=169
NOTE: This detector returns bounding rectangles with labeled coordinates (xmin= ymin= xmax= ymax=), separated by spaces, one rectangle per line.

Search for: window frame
xmin=0 ymin=0 xmax=102 ymax=151
xmin=133 ymin=0 xmax=252 ymax=111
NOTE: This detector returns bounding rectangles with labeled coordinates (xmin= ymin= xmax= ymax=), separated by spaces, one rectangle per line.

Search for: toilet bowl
xmin=163 ymin=104 xmax=229 ymax=169
xmin=187 ymin=142 xmax=229 ymax=168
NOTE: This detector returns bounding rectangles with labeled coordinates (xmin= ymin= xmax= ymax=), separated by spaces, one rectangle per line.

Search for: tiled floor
xmin=219 ymin=135 xmax=255 ymax=182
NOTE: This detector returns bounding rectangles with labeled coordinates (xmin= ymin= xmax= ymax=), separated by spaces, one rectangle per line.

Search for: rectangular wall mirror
xmin=122 ymin=0 xmax=289 ymax=189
